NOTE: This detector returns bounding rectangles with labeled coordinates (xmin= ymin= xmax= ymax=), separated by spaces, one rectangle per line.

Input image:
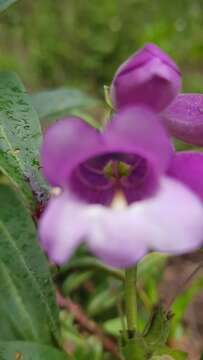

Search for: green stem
xmin=125 ymin=266 xmax=138 ymax=334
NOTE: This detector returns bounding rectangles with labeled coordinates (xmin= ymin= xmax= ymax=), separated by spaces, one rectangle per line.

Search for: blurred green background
xmin=1 ymin=0 xmax=203 ymax=95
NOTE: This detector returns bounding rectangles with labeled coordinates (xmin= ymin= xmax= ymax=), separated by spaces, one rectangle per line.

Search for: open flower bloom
xmin=111 ymin=43 xmax=203 ymax=146
xmin=39 ymin=107 xmax=203 ymax=268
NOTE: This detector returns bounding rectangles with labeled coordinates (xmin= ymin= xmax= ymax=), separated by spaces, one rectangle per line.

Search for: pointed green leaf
xmin=0 ymin=185 xmax=59 ymax=343
xmin=0 ymin=0 xmax=17 ymax=11
xmin=0 ymin=341 xmax=71 ymax=359
xmin=0 ymin=72 xmax=48 ymax=209
xmin=31 ymin=87 xmax=98 ymax=121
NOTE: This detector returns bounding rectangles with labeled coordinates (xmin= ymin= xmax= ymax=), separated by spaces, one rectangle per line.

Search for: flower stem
xmin=124 ymin=266 xmax=137 ymax=335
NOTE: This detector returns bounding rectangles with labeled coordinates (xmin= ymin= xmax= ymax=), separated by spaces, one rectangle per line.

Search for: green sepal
xmin=103 ymin=85 xmax=114 ymax=110
xmin=120 ymin=306 xmax=188 ymax=360
xmin=121 ymin=333 xmax=150 ymax=360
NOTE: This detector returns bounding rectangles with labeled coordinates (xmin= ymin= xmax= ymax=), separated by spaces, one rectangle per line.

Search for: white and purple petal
xmin=39 ymin=177 xmax=203 ymax=267
xmin=39 ymin=191 xmax=89 ymax=264
xmin=167 ymin=151 xmax=203 ymax=201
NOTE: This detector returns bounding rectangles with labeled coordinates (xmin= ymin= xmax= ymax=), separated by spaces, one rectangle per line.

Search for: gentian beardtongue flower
xmin=111 ymin=43 xmax=203 ymax=146
xmin=110 ymin=43 xmax=182 ymax=112
xmin=39 ymin=106 xmax=203 ymax=268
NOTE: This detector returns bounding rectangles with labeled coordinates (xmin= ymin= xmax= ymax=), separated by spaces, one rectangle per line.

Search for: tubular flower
xmin=39 ymin=107 xmax=203 ymax=268
xmin=111 ymin=43 xmax=203 ymax=146
xmin=110 ymin=43 xmax=182 ymax=112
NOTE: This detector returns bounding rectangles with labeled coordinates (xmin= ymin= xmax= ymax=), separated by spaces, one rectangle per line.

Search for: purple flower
xmin=111 ymin=43 xmax=203 ymax=146
xmin=162 ymin=94 xmax=203 ymax=146
xmin=110 ymin=43 xmax=182 ymax=112
xmin=39 ymin=106 xmax=203 ymax=268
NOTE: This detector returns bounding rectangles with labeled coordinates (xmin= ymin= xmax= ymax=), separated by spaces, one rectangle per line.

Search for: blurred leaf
xmin=103 ymin=318 xmax=121 ymax=337
xmin=74 ymin=336 xmax=103 ymax=360
xmin=62 ymin=271 xmax=93 ymax=295
xmin=0 ymin=341 xmax=71 ymax=359
xmin=171 ymin=275 xmax=203 ymax=337
xmin=0 ymin=185 xmax=59 ymax=343
xmin=137 ymin=253 xmax=167 ymax=283
xmin=152 ymin=346 xmax=188 ymax=359
xmin=31 ymin=87 xmax=98 ymax=122
xmin=0 ymin=0 xmax=17 ymax=11
xmin=70 ymin=109 xmax=101 ymax=129
xmin=59 ymin=256 xmax=124 ymax=282
xmin=0 ymin=72 xmax=48 ymax=209
xmin=87 ymin=288 xmax=117 ymax=317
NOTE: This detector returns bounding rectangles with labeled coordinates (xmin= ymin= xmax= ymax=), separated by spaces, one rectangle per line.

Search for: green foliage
xmin=0 ymin=341 xmax=71 ymax=359
xmin=31 ymin=87 xmax=98 ymax=122
xmin=152 ymin=347 xmax=188 ymax=359
xmin=0 ymin=185 xmax=59 ymax=343
xmin=171 ymin=274 xmax=203 ymax=339
xmin=0 ymin=72 xmax=48 ymax=209
xmin=0 ymin=0 xmax=17 ymax=12
xmin=0 ymin=0 xmax=203 ymax=92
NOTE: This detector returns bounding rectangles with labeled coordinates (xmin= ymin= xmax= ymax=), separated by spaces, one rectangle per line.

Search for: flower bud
xmin=110 ymin=43 xmax=181 ymax=112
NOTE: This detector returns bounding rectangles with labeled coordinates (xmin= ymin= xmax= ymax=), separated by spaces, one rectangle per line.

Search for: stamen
xmin=111 ymin=191 xmax=128 ymax=210
xmin=104 ymin=160 xmax=131 ymax=179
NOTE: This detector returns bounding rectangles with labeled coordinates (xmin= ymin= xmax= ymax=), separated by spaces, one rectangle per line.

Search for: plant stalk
xmin=124 ymin=266 xmax=138 ymax=334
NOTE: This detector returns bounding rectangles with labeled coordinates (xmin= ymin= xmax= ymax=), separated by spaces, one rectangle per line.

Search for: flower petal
xmin=41 ymin=108 xmax=173 ymax=205
xmin=167 ymin=151 xmax=203 ymax=201
xmin=105 ymin=106 xmax=173 ymax=174
xmin=41 ymin=117 xmax=104 ymax=186
xmin=39 ymin=192 xmax=88 ymax=264
xmin=86 ymin=206 xmax=148 ymax=268
xmin=110 ymin=43 xmax=181 ymax=112
xmin=142 ymin=177 xmax=203 ymax=253
xmin=162 ymin=94 xmax=203 ymax=146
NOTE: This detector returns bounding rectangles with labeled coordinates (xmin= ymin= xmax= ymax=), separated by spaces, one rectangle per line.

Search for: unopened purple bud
xmin=110 ymin=43 xmax=181 ymax=112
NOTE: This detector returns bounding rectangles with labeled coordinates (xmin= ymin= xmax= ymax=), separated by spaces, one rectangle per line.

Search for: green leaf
xmin=171 ymin=275 xmax=203 ymax=337
xmin=31 ymin=87 xmax=98 ymax=122
xmin=152 ymin=346 xmax=188 ymax=359
xmin=103 ymin=318 xmax=122 ymax=337
xmin=62 ymin=271 xmax=93 ymax=295
xmin=58 ymin=256 xmax=124 ymax=281
xmin=0 ymin=341 xmax=71 ymax=359
xmin=137 ymin=253 xmax=168 ymax=282
xmin=0 ymin=72 xmax=48 ymax=209
xmin=0 ymin=0 xmax=17 ymax=11
xmin=0 ymin=185 xmax=59 ymax=343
